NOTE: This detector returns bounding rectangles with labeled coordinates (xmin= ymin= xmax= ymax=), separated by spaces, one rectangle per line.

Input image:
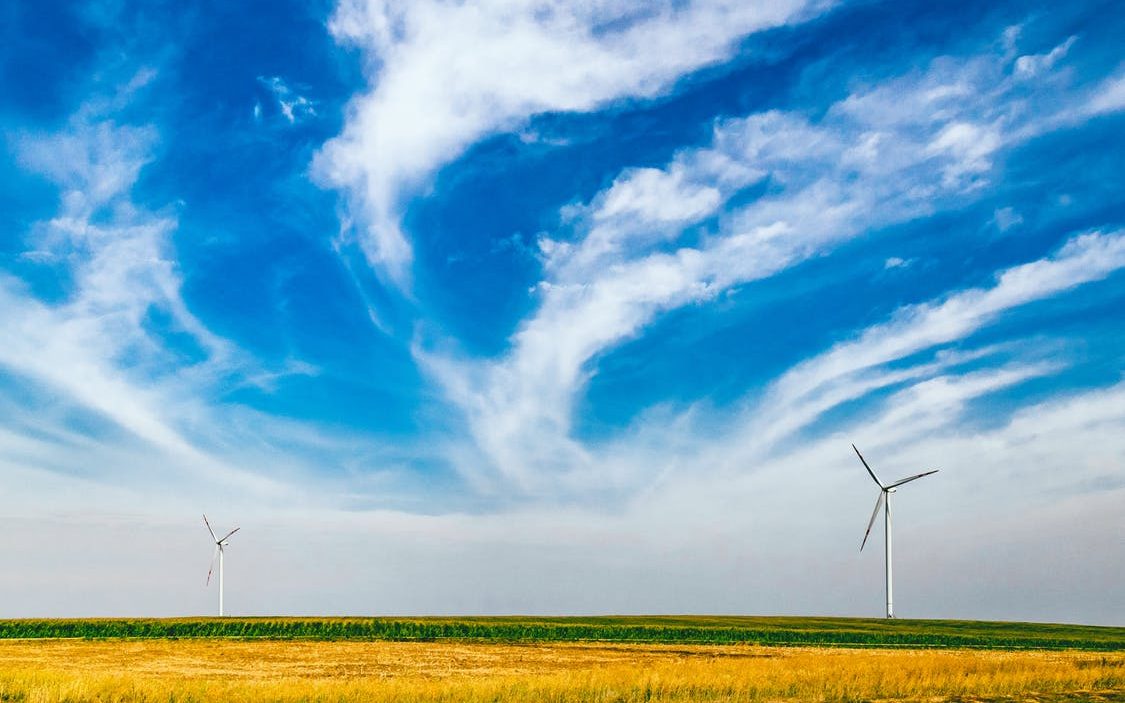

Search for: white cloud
xmin=764 ymin=230 xmax=1125 ymax=428
xmin=927 ymin=120 xmax=1003 ymax=188
xmin=992 ymin=206 xmax=1023 ymax=231
xmin=607 ymin=231 xmax=1125 ymax=490
xmin=258 ymin=76 xmax=317 ymax=124
xmin=1081 ymin=69 xmax=1125 ymax=117
xmin=8 ymin=109 xmax=230 ymax=463
xmin=420 ymin=38 xmax=1119 ymax=495
xmin=314 ymin=0 xmax=833 ymax=286
xmin=1014 ymin=36 xmax=1076 ymax=79
xmin=0 ymin=90 xmax=364 ymax=507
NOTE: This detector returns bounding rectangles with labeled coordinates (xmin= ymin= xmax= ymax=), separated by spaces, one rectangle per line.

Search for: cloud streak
xmin=0 ymin=87 xmax=342 ymax=505
xmin=315 ymin=0 xmax=832 ymax=285
xmin=420 ymin=33 xmax=1125 ymax=495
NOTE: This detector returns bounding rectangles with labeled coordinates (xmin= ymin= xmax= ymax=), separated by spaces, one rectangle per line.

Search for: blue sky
xmin=1 ymin=0 xmax=1123 ymax=622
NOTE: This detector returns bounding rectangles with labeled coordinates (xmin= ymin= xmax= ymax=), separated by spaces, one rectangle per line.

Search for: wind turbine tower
xmin=203 ymin=515 xmax=240 ymax=617
xmin=852 ymin=444 xmax=938 ymax=618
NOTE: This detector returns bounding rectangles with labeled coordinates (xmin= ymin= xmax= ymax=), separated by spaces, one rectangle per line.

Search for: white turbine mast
xmin=852 ymin=444 xmax=938 ymax=619
xmin=203 ymin=514 xmax=240 ymax=617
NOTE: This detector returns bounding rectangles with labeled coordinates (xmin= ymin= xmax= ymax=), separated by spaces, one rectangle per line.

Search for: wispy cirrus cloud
xmin=1014 ymin=35 xmax=1076 ymax=79
xmin=6 ymin=96 xmax=230 ymax=464
xmin=314 ymin=0 xmax=834 ymax=286
xmin=418 ymin=29 xmax=1125 ymax=496
xmin=257 ymin=75 xmax=317 ymax=125
xmin=752 ymin=230 xmax=1125 ymax=450
xmin=0 ymin=83 xmax=362 ymax=506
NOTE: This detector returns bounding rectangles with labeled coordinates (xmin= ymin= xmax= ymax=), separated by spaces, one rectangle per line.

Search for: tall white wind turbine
xmin=203 ymin=515 xmax=240 ymax=617
xmin=852 ymin=444 xmax=938 ymax=619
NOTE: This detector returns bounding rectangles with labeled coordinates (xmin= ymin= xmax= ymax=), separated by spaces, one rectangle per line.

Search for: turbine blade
xmin=852 ymin=444 xmax=885 ymax=488
xmin=206 ymin=545 xmax=218 ymax=586
xmin=887 ymin=469 xmax=939 ymax=488
xmin=860 ymin=491 xmax=884 ymax=551
xmin=203 ymin=514 xmax=217 ymax=542
xmin=220 ymin=527 xmax=240 ymax=542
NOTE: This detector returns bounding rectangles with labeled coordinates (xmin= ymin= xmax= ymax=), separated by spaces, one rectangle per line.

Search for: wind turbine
xmin=203 ymin=515 xmax=240 ymax=617
xmin=852 ymin=444 xmax=938 ymax=619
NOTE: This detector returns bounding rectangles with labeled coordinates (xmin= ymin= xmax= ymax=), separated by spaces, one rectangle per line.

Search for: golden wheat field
xmin=0 ymin=639 xmax=1123 ymax=702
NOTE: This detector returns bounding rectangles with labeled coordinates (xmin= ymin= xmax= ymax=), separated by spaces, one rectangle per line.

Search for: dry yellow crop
xmin=0 ymin=639 xmax=1122 ymax=702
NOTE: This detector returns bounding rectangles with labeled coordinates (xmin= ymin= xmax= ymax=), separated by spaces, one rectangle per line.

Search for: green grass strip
xmin=0 ymin=616 xmax=1121 ymax=651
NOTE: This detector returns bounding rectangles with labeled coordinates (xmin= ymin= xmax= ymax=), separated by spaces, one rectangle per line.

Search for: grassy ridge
xmin=0 ymin=616 xmax=1122 ymax=650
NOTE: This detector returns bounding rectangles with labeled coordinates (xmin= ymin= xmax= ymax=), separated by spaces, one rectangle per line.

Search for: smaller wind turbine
xmin=203 ymin=515 xmax=240 ymax=617
xmin=852 ymin=444 xmax=938 ymax=619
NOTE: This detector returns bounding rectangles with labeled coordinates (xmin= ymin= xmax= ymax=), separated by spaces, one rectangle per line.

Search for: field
xmin=1 ymin=617 xmax=1123 ymax=702
xmin=2 ymin=615 xmax=1123 ymax=650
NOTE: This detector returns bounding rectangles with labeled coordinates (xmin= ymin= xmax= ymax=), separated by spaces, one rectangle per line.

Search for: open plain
xmin=1 ymin=617 xmax=1122 ymax=702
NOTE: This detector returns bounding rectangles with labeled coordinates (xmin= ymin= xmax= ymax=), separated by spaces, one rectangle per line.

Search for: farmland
xmin=1 ymin=615 xmax=1122 ymax=650
xmin=0 ymin=637 xmax=1123 ymax=702
xmin=1 ymin=617 xmax=1122 ymax=702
